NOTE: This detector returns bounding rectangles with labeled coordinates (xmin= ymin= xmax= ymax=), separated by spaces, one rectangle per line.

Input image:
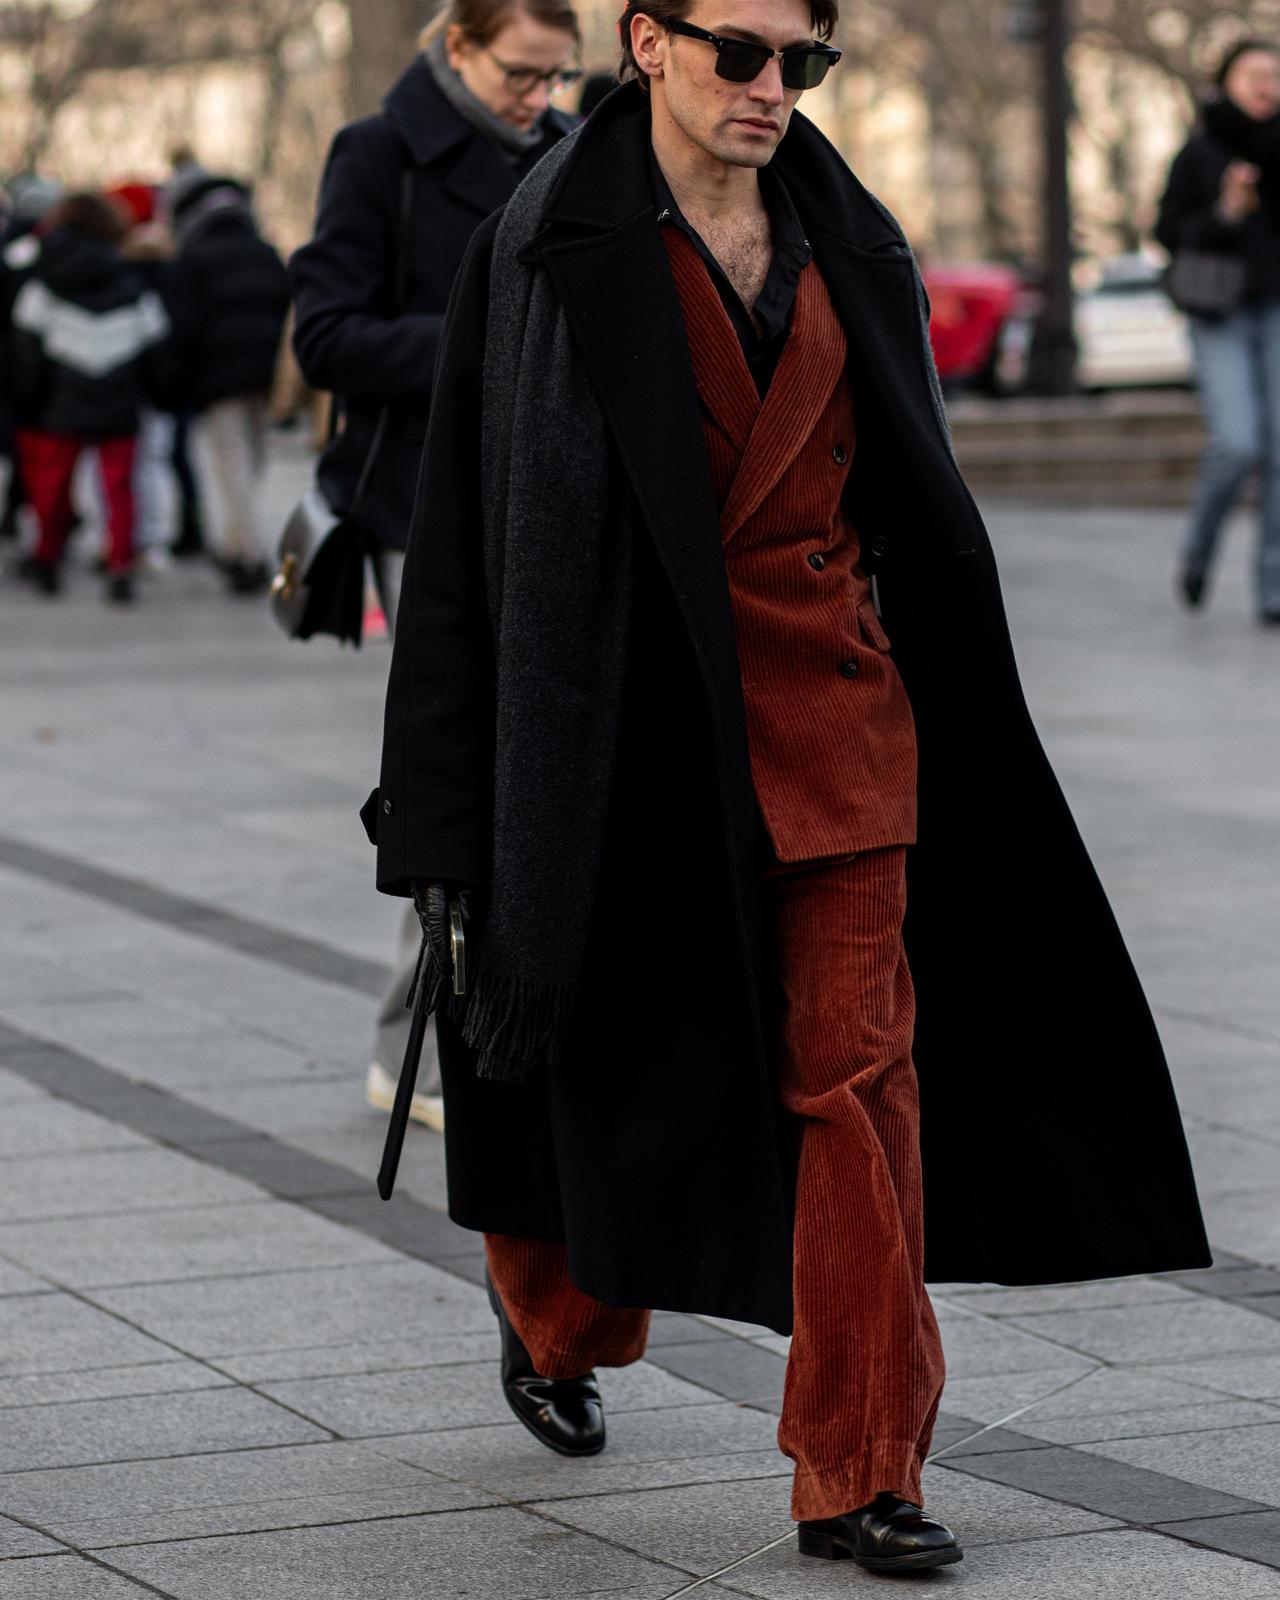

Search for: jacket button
xmin=808 ymin=552 xmax=826 ymax=571
xmin=832 ymin=444 xmax=849 ymax=466
xmin=839 ymin=658 xmax=860 ymax=679
xmin=383 ymin=799 xmax=394 ymax=816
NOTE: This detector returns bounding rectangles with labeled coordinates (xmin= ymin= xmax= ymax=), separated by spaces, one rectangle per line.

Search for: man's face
xmin=638 ymin=0 xmax=819 ymax=170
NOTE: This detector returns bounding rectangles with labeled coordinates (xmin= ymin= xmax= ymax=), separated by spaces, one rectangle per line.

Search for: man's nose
xmin=748 ymin=58 xmax=786 ymax=108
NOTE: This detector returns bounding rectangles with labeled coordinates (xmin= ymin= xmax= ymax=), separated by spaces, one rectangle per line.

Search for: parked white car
xmin=995 ymin=253 xmax=1195 ymax=393
xmin=1077 ymin=254 xmax=1193 ymax=389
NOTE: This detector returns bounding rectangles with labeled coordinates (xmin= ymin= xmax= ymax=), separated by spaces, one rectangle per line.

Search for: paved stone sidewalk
xmin=0 ymin=446 xmax=1279 ymax=1595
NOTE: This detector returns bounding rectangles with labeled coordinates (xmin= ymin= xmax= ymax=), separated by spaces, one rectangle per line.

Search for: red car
xmin=922 ymin=263 xmax=1029 ymax=393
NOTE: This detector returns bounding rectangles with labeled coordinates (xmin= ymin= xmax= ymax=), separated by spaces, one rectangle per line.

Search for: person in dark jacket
xmin=168 ymin=173 xmax=290 ymax=594
xmin=1157 ymin=38 xmax=1280 ymax=619
xmin=365 ymin=0 xmax=1211 ymax=1571
xmin=9 ymin=192 xmax=168 ymax=601
xmin=291 ymin=0 xmax=580 ymax=1133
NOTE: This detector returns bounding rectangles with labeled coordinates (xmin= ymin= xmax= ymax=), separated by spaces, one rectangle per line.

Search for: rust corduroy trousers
xmin=485 ymin=845 xmax=946 ymax=1521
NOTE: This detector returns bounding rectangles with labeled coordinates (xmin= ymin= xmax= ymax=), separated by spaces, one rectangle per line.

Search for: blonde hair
xmin=421 ymin=0 xmax=581 ymax=51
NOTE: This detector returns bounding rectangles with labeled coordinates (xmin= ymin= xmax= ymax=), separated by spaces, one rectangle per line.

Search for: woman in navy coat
xmin=290 ymin=0 xmax=582 ymax=1125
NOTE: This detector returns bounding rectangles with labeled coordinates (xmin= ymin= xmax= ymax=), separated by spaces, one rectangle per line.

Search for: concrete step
xmin=946 ymin=391 xmax=1204 ymax=504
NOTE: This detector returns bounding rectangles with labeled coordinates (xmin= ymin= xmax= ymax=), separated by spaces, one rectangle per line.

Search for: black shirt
xmin=650 ymin=152 xmax=812 ymax=397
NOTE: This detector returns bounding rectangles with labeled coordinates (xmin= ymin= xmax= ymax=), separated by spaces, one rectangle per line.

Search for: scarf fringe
xmin=459 ymin=966 xmax=577 ymax=1084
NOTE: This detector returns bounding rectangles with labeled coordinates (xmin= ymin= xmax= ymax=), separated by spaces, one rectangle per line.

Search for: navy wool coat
xmin=291 ymin=56 xmax=574 ymax=554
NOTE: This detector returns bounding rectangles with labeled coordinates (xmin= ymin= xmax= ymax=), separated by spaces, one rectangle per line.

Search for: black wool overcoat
xmin=290 ymin=57 xmax=575 ymax=554
xmin=371 ymin=85 xmax=1211 ymax=1334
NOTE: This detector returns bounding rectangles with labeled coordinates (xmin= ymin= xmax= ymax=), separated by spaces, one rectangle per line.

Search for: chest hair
xmin=692 ymin=211 xmax=774 ymax=328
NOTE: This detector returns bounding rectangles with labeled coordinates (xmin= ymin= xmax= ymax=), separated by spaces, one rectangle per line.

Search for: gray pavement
xmin=1 ymin=441 xmax=1279 ymax=1595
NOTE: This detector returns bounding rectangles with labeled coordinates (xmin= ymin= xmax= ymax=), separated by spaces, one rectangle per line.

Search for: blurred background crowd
xmin=3 ymin=0 xmax=1280 ymax=615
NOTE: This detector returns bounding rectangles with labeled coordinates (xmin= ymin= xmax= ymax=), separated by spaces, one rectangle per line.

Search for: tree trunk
xmin=346 ymin=0 xmax=429 ymax=117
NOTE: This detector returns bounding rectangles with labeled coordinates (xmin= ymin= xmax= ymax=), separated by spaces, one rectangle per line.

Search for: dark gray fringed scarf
xmin=458 ymin=131 xmax=638 ymax=1083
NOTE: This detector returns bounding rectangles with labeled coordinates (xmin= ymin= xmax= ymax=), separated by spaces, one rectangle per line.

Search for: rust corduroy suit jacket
xmin=663 ymin=226 xmax=917 ymax=860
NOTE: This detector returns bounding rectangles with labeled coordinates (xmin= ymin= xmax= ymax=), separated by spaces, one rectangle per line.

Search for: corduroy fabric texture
xmin=482 ymin=1234 xmax=652 ymax=1375
xmin=662 ymin=226 xmax=919 ymax=863
xmin=768 ymin=845 xmax=945 ymax=1518
xmin=485 ymin=847 xmax=945 ymax=1520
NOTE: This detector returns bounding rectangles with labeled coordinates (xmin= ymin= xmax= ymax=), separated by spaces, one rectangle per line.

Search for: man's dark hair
xmin=618 ymin=2 xmax=839 ymax=85
xmin=46 ymin=192 xmax=129 ymax=247
xmin=1215 ymin=37 xmax=1280 ymax=89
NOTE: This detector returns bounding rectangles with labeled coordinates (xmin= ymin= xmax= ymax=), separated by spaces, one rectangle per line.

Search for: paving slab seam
xmin=0 ymin=1382 xmax=235 ymax=1417
xmin=1154 ymin=1002 xmax=1280 ymax=1051
xmin=0 ymin=832 xmax=388 ymax=997
xmin=0 ymin=1528 xmax=183 ymax=1598
xmin=936 ymin=1442 xmax=1280 ymax=1571
xmin=0 ymin=1241 xmax=351 ymax=1458
xmin=4 ymin=1017 xmax=1280 ymax=1573
xmin=51 ymin=1500 xmax=531 ymax=1557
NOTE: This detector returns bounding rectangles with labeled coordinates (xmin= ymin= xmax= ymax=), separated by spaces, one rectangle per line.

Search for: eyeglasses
xmin=483 ymin=49 xmax=584 ymax=95
xmin=663 ymin=19 xmax=842 ymax=92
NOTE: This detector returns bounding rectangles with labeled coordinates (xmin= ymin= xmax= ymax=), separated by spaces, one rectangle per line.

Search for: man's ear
xmin=630 ymin=12 xmax=667 ymax=80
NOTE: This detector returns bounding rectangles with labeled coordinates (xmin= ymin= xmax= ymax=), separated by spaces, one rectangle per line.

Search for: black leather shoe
xmin=799 ymin=1492 xmax=962 ymax=1572
xmin=486 ymin=1274 xmax=606 ymax=1457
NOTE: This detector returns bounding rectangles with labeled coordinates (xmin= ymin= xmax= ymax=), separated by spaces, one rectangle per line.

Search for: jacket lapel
xmin=662 ymin=228 xmax=759 ymax=456
xmin=720 ymin=263 xmax=848 ymax=542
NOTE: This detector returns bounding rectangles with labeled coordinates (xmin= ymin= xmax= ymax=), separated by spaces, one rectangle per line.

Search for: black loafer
xmin=486 ymin=1274 xmax=606 ymax=1457
xmin=799 ymin=1491 xmax=963 ymax=1572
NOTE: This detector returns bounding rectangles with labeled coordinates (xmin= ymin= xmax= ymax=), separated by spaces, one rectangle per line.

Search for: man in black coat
xmin=369 ymin=0 xmax=1211 ymax=1574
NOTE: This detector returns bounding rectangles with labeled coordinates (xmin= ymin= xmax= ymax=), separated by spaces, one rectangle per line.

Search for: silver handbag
xmin=272 ymin=162 xmax=412 ymax=643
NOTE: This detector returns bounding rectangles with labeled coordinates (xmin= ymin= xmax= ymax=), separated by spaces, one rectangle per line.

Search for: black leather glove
xmin=411 ymin=882 xmax=476 ymax=1008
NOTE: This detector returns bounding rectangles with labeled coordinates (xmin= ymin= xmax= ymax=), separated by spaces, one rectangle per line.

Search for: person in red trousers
xmin=9 ymin=191 xmax=168 ymax=602
xmin=366 ymin=0 xmax=1211 ymax=1579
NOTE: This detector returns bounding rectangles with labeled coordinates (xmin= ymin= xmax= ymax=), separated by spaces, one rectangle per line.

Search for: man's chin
xmin=711 ymin=131 xmax=781 ymax=169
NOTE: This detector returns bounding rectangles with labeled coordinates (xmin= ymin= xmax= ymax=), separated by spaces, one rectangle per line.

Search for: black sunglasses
xmin=664 ymin=18 xmax=842 ymax=91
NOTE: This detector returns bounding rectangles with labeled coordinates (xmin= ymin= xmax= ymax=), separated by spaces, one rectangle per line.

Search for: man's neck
xmin=649 ymin=102 xmax=764 ymax=226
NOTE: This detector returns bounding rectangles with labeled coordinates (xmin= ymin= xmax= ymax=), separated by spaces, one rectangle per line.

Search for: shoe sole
xmin=798 ymin=1528 xmax=963 ymax=1570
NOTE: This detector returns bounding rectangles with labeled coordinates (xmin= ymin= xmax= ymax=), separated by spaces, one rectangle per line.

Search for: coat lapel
xmin=542 ymin=216 xmax=744 ymax=711
xmin=719 ymin=263 xmax=848 ymax=542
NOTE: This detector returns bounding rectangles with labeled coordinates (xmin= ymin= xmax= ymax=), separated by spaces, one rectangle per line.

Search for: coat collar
xmin=533 ymin=81 xmax=979 ymax=599
xmin=536 ymin=82 xmax=906 ymax=256
xmin=384 ymin=55 xmax=575 ymax=215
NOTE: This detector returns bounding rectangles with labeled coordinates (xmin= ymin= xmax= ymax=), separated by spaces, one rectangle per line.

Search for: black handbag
xmin=271 ymin=164 xmax=414 ymax=644
xmin=1163 ymin=249 xmax=1248 ymax=319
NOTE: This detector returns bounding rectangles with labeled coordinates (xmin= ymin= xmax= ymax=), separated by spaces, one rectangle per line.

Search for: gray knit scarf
xmin=424 ymin=36 xmax=546 ymax=163
xmin=459 ymin=131 xmax=638 ymax=1083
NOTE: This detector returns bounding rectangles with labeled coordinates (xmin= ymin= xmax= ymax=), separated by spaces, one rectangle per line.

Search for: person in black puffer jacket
xmin=1156 ymin=38 xmax=1280 ymax=621
xmin=9 ymin=192 xmax=169 ymax=601
xmin=168 ymin=174 xmax=290 ymax=594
